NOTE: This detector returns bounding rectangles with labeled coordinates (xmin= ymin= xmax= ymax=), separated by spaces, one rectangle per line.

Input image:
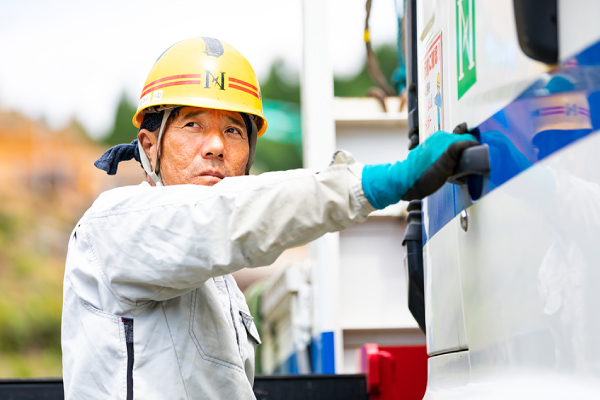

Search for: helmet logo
xmin=206 ymin=71 xmax=226 ymax=90
xmin=202 ymin=37 xmax=224 ymax=58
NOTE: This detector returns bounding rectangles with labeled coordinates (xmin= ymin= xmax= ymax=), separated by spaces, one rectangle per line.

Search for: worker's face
xmin=139 ymin=107 xmax=249 ymax=186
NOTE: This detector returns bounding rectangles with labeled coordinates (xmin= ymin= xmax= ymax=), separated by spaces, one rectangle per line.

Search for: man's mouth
xmin=199 ymin=170 xmax=225 ymax=179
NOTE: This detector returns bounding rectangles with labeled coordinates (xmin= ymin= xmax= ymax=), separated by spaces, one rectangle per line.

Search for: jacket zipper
xmin=122 ymin=317 xmax=134 ymax=400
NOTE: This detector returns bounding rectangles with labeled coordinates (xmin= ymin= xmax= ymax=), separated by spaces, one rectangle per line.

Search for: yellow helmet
xmin=133 ymin=37 xmax=267 ymax=136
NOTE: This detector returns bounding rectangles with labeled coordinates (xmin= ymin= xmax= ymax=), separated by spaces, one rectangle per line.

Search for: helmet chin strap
xmin=137 ymin=109 xmax=172 ymax=186
xmin=245 ymin=119 xmax=258 ymax=175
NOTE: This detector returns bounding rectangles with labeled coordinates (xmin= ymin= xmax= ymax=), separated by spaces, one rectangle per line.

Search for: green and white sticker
xmin=456 ymin=0 xmax=476 ymax=99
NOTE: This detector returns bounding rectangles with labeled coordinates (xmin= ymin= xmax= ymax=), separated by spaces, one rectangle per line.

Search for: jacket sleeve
xmin=82 ymin=151 xmax=375 ymax=302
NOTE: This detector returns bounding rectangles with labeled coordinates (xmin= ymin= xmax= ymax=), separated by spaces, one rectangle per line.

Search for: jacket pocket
xmin=189 ymin=287 xmax=245 ymax=372
xmin=69 ymin=299 xmax=130 ymax=400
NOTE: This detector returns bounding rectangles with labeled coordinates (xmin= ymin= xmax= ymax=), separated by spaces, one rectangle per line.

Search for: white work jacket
xmin=61 ymin=151 xmax=375 ymax=399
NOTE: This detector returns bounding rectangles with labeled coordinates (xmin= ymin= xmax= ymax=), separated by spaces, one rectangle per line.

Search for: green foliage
xmin=260 ymin=59 xmax=301 ymax=104
xmin=102 ymin=92 xmax=138 ymax=146
xmin=259 ymin=44 xmax=398 ymax=102
xmin=334 ymin=44 xmax=399 ymax=97
xmin=253 ymin=139 xmax=303 ymax=173
xmin=0 ymin=211 xmax=18 ymax=241
xmin=0 ymin=289 xmax=62 ymax=353
xmin=254 ymin=44 xmax=398 ymax=173
xmin=0 ymin=206 xmax=64 ymax=377
xmin=251 ymin=99 xmax=303 ymax=173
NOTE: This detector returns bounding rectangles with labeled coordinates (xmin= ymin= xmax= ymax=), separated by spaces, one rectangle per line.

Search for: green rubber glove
xmin=362 ymin=130 xmax=479 ymax=209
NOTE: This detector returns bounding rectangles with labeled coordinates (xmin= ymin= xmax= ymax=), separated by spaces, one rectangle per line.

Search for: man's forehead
xmin=177 ymin=107 xmax=243 ymax=123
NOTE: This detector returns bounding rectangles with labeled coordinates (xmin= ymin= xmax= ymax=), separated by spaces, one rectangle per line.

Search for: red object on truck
xmin=359 ymin=344 xmax=428 ymax=400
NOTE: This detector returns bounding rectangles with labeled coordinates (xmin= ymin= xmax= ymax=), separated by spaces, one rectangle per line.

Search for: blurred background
xmin=0 ymin=0 xmax=402 ymax=377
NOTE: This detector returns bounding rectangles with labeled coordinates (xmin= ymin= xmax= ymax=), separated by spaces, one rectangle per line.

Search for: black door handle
xmin=447 ymin=123 xmax=491 ymax=185
xmin=447 ymin=144 xmax=491 ymax=185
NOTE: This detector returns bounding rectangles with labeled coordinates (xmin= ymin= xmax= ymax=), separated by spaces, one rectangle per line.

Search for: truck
xmin=402 ymin=0 xmax=600 ymax=398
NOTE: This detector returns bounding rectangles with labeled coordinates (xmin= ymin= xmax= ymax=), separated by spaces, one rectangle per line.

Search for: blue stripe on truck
xmin=424 ymin=39 xmax=600 ymax=244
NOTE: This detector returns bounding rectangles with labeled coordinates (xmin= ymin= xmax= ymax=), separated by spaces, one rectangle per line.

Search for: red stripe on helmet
xmin=229 ymin=84 xmax=259 ymax=99
xmin=142 ymin=74 xmax=202 ymax=93
xmin=229 ymin=77 xmax=258 ymax=92
xmin=140 ymin=80 xmax=203 ymax=98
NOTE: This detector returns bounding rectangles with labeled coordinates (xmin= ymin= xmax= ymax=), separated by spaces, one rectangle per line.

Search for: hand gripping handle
xmin=447 ymin=123 xmax=491 ymax=185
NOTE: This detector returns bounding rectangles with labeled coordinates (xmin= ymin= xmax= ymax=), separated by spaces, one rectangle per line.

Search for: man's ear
xmin=138 ymin=128 xmax=157 ymax=170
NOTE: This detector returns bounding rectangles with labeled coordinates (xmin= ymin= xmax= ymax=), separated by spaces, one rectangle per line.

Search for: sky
xmin=0 ymin=0 xmax=399 ymax=138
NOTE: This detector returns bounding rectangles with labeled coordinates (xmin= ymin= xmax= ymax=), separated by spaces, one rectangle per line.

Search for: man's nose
xmin=202 ymin=130 xmax=225 ymax=160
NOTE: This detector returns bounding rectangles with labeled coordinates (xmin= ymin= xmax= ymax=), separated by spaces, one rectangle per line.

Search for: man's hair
xmin=139 ymin=107 xmax=183 ymax=134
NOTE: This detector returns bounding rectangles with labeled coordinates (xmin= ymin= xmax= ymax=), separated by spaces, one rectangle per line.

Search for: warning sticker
xmin=138 ymin=93 xmax=151 ymax=110
xmin=422 ymin=33 xmax=443 ymax=139
xmin=152 ymin=90 xmax=163 ymax=101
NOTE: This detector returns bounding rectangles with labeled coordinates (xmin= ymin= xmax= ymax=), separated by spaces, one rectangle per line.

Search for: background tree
xmin=260 ymin=44 xmax=398 ymax=102
xmin=255 ymin=44 xmax=398 ymax=172
xmin=102 ymin=92 xmax=138 ymax=146
xmin=334 ymin=44 xmax=398 ymax=97
xmin=259 ymin=59 xmax=302 ymax=104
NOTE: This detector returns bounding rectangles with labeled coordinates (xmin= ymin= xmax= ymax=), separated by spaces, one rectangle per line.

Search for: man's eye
xmin=185 ymin=122 xmax=200 ymax=128
xmin=226 ymin=127 xmax=243 ymax=136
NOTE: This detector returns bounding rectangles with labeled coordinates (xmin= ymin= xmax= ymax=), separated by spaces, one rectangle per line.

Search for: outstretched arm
xmin=76 ymin=151 xmax=373 ymax=302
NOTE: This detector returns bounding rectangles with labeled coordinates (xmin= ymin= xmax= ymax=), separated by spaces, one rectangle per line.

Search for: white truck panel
xmin=425 ymin=130 xmax=600 ymax=397
xmin=559 ymin=0 xmax=600 ymax=61
xmin=423 ymin=219 xmax=468 ymax=355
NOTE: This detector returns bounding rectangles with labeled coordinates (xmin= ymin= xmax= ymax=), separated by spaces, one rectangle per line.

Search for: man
xmin=61 ymin=37 xmax=476 ymax=399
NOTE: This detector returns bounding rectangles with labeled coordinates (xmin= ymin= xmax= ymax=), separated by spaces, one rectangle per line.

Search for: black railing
xmin=0 ymin=374 xmax=368 ymax=400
